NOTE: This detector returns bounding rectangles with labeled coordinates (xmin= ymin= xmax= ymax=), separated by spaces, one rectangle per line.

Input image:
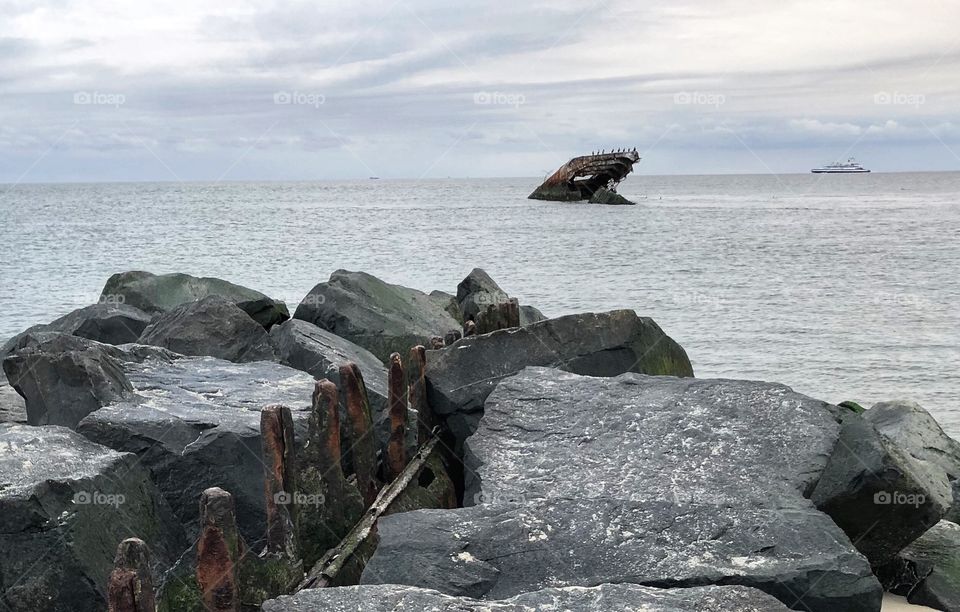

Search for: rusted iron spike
xmin=339 ymin=362 xmax=380 ymax=507
xmin=107 ymin=538 xmax=155 ymax=612
xmin=463 ymin=319 xmax=477 ymax=336
xmin=197 ymin=487 xmax=240 ymax=612
xmin=386 ymin=352 xmax=408 ymax=481
xmin=261 ymin=404 xmax=298 ymax=558
xmin=443 ymin=329 xmax=462 ymax=346
xmin=407 ymin=345 xmax=434 ymax=445
xmin=429 ymin=336 xmax=444 ymax=350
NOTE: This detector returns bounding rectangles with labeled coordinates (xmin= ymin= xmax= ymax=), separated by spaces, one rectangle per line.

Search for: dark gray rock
xmin=263 ymin=583 xmax=793 ymax=611
xmin=138 ymin=295 xmax=278 ymax=363
xmin=268 ymin=318 xmax=416 ymax=467
xmin=363 ymin=368 xmax=881 ymax=612
xmin=76 ymin=355 xmax=316 ymax=545
xmin=3 ymin=332 xmax=134 ymax=428
xmin=293 ymin=270 xmax=461 ymax=363
xmin=0 ymin=423 xmax=187 ymax=612
xmin=100 ymin=270 xmax=289 ymax=329
xmin=424 ymin=311 xmax=694 ymax=442
xmin=456 ymin=268 xmax=510 ymax=322
xmin=588 ymin=186 xmax=636 ymax=205
xmin=877 ymin=520 xmax=960 ymax=611
xmin=518 ymin=304 xmax=546 ymax=326
xmin=866 ymin=400 xmax=960 ymax=523
xmin=0 ymin=304 xmax=153 ymax=358
xmin=811 ymin=411 xmax=952 ymax=566
xmin=0 ymin=375 xmax=26 ymax=423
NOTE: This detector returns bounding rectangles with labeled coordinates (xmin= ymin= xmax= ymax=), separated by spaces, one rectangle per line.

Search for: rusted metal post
xmin=197 ymin=487 xmax=240 ymax=612
xmin=503 ymin=297 xmax=520 ymax=328
xmin=463 ymin=319 xmax=477 ymax=336
xmin=261 ymin=404 xmax=298 ymax=559
xmin=429 ymin=336 xmax=444 ymax=349
xmin=107 ymin=538 xmax=155 ymax=612
xmin=407 ymin=345 xmax=434 ymax=445
xmin=386 ymin=352 xmax=408 ymax=481
xmin=298 ymin=378 xmax=348 ymax=566
xmin=339 ymin=362 xmax=380 ymax=507
xmin=443 ymin=329 xmax=462 ymax=346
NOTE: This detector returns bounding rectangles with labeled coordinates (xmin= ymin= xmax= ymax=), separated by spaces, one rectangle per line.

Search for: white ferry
xmin=811 ymin=158 xmax=871 ymax=173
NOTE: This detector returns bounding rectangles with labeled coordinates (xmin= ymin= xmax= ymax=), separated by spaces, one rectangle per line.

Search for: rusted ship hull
xmin=529 ymin=149 xmax=640 ymax=202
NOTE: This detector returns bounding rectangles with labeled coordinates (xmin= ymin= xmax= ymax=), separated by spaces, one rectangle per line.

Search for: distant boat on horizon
xmin=811 ymin=158 xmax=871 ymax=173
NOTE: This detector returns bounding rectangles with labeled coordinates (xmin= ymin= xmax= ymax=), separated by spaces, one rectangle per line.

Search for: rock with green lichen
xmin=293 ymin=270 xmax=462 ymax=363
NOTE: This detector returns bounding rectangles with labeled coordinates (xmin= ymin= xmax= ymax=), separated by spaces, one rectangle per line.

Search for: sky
xmin=1 ymin=0 xmax=959 ymax=181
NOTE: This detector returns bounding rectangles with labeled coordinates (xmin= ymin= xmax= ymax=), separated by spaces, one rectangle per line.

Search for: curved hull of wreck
xmin=529 ymin=150 xmax=640 ymax=201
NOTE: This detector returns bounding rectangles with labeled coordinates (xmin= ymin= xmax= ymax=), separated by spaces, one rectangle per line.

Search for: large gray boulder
xmin=76 ymin=354 xmax=316 ymax=544
xmin=293 ymin=270 xmax=461 ymax=362
xmin=263 ymin=583 xmax=793 ymax=611
xmin=877 ymin=520 xmax=960 ymax=610
xmin=100 ymin=270 xmax=289 ymax=329
xmin=0 ymin=423 xmax=187 ymax=612
xmin=865 ymin=400 xmax=960 ymax=523
xmin=362 ymin=368 xmax=881 ymax=612
xmin=424 ymin=310 xmax=694 ymax=442
xmin=138 ymin=295 xmax=278 ymax=363
xmin=811 ymin=411 xmax=952 ymax=566
xmin=2 ymin=332 xmax=135 ymax=428
xmin=0 ymin=303 xmax=153 ymax=358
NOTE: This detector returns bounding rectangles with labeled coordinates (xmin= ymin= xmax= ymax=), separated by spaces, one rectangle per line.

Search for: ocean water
xmin=1 ymin=174 xmax=958 ymax=432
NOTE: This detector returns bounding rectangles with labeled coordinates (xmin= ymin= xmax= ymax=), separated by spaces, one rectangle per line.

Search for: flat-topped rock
xmin=363 ymin=367 xmax=882 ymax=612
xmin=425 ymin=311 xmax=694 ymax=442
xmin=77 ymin=354 xmax=315 ymax=543
xmin=0 ymin=423 xmax=186 ymax=612
xmin=138 ymin=294 xmax=278 ymax=363
xmin=293 ymin=270 xmax=461 ymax=362
xmin=264 ymin=583 xmax=793 ymax=611
xmin=101 ymin=270 xmax=290 ymax=328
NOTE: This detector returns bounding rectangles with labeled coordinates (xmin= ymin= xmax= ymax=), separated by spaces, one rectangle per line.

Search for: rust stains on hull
xmin=529 ymin=149 xmax=640 ymax=202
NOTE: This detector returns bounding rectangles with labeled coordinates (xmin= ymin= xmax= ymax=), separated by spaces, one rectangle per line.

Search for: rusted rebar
xmin=197 ymin=487 xmax=240 ymax=612
xmin=429 ymin=336 xmax=444 ymax=350
xmin=443 ymin=329 xmax=462 ymax=346
xmin=107 ymin=538 xmax=155 ymax=612
xmin=407 ymin=345 xmax=434 ymax=445
xmin=386 ymin=352 xmax=408 ymax=481
xmin=261 ymin=404 xmax=298 ymax=559
xmin=463 ymin=319 xmax=477 ymax=336
xmin=340 ymin=362 xmax=380 ymax=507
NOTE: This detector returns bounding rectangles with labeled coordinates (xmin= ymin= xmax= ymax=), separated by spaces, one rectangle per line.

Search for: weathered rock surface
xmin=866 ymin=400 xmax=960 ymax=523
xmin=588 ymin=186 xmax=636 ymax=204
xmin=0 ymin=304 xmax=153 ymax=358
xmin=424 ymin=310 xmax=694 ymax=442
xmin=878 ymin=520 xmax=960 ymax=611
xmin=138 ymin=295 xmax=278 ymax=363
xmin=811 ymin=411 xmax=952 ymax=566
xmin=76 ymin=355 xmax=316 ymax=544
xmin=293 ymin=270 xmax=461 ymax=363
xmin=0 ymin=375 xmax=27 ymax=423
xmin=3 ymin=332 xmax=135 ymax=428
xmin=363 ymin=368 xmax=882 ymax=612
xmin=518 ymin=304 xmax=546 ymax=326
xmin=100 ymin=270 xmax=289 ymax=329
xmin=264 ymin=583 xmax=793 ymax=612
xmin=0 ymin=423 xmax=186 ymax=612
xmin=455 ymin=268 xmax=519 ymax=333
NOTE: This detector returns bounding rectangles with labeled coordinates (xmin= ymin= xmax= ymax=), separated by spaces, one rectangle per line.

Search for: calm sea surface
xmin=1 ymin=174 xmax=958 ymax=432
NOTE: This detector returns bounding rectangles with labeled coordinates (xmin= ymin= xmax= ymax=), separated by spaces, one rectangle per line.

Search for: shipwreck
xmin=529 ymin=148 xmax=640 ymax=204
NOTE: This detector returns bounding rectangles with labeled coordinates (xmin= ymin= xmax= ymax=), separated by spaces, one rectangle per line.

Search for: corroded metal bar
xmin=443 ymin=329 xmax=462 ymax=346
xmin=463 ymin=319 xmax=477 ymax=336
xmin=340 ymin=362 xmax=380 ymax=507
xmin=261 ymin=404 xmax=298 ymax=559
xmin=386 ymin=352 xmax=408 ymax=481
xmin=197 ymin=487 xmax=240 ymax=612
xmin=429 ymin=336 xmax=445 ymax=350
xmin=107 ymin=538 xmax=155 ymax=612
xmin=407 ymin=345 xmax=433 ymax=445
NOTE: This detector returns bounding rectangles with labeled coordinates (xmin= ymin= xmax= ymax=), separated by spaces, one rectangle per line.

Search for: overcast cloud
xmin=1 ymin=0 xmax=958 ymax=181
